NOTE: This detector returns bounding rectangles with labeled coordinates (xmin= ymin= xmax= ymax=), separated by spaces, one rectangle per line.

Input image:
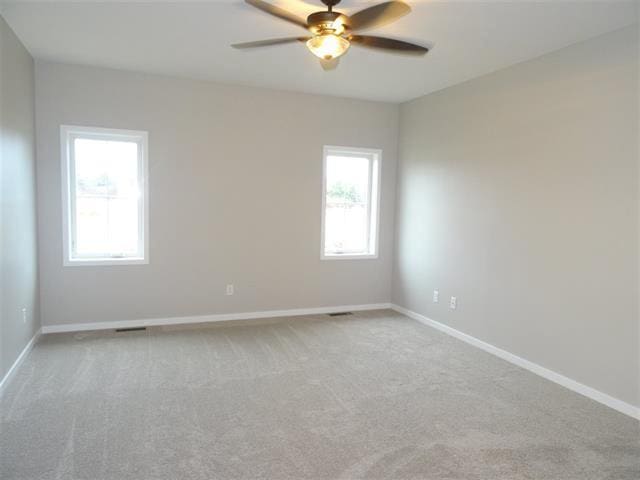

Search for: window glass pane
xmin=73 ymin=137 xmax=140 ymax=257
xmin=75 ymin=197 xmax=109 ymax=255
xmin=325 ymin=155 xmax=370 ymax=254
xmin=108 ymin=197 xmax=139 ymax=254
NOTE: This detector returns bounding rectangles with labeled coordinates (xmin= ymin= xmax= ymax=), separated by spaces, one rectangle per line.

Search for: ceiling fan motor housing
xmin=307 ymin=11 xmax=349 ymax=35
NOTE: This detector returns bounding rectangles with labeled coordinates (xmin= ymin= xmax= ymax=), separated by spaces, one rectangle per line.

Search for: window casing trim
xmin=320 ymin=145 xmax=381 ymax=261
xmin=60 ymin=125 xmax=149 ymax=266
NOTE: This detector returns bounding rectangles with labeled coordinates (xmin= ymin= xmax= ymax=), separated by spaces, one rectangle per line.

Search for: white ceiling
xmin=1 ymin=0 xmax=637 ymax=102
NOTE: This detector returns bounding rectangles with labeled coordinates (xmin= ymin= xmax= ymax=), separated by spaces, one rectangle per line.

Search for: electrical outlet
xmin=433 ymin=290 xmax=439 ymax=303
xmin=450 ymin=296 xmax=457 ymax=310
xmin=226 ymin=284 xmax=234 ymax=296
xmin=22 ymin=308 xmax=27 ymax=323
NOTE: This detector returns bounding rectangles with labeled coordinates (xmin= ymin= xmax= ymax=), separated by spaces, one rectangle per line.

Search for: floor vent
xmin=328 ymin=312 xmax=353 ymax=317
xmin=115 ymin=327 xmax=147 ymax=332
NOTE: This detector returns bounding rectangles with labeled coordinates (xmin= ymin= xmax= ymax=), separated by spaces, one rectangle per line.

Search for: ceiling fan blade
xmin=350 ymin=35 xmax=428 ymax=55
xmin=232 ymin=37 xmax=309 ymax=49
xmin=320 ymin=58 xmax=340 ymax=71
xmin=245 ymin=0 xmax=308 ymax=29
xmin=347 ymin=1 xmax=411 ymax=31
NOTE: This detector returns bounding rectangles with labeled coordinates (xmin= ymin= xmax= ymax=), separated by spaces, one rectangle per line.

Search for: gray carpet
xmin=1 ymin=309 xmax=638 ymax=479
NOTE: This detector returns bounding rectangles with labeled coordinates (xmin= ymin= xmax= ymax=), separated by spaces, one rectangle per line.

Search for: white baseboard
xmin=0 ymin=328 xmax=41 ymax=395
xmin=41 ymin=303 xmax=393 ymax=334
xmin=391 ymin=304 xmax=640 ymax=421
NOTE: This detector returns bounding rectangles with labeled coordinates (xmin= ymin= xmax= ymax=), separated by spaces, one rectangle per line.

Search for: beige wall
xmin=0 ymin=15 xmax=39 ymax=380
xmin=35 ymin=61 xmax=399 ymax=327
xmin=393 ymin=26 xmax=639 ymax=408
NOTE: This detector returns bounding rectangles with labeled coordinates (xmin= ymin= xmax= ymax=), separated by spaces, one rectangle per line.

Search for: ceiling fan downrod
xmin=321 ymin=0 xmax=341 ymax=13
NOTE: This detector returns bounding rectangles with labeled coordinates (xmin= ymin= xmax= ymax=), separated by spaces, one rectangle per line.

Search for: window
xmin=61 ymin=125 xmax=148 ymax=265
xmin=321 ymin=146 xmax=381 ymax=259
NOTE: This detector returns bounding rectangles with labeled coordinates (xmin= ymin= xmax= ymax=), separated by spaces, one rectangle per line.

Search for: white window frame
xmin=60 ymin=125 xmax=149 ymax=266
xmin=320 ymin=145 xmax=381 ymax=260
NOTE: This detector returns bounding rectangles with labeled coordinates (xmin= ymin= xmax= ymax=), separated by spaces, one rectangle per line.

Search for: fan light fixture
xmin=306 ymin=34 xmax=350 ymax=60
xmin=232 ymin=1 xmax=429 ymax=71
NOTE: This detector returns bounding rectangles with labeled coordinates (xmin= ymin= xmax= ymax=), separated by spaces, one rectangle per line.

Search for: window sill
xmin=64 ymin=257 xmax=148 ymax=267
xmin=321 ymin=253 xmax=378 ymax=261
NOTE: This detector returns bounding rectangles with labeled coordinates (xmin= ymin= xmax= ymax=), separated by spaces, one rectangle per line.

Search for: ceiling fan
xmin=232 ymin=0 xmax=429 ymax=70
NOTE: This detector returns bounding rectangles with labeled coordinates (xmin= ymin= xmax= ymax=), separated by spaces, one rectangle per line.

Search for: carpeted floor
xmin=1 ymin=309 xmax=638 ymax=479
